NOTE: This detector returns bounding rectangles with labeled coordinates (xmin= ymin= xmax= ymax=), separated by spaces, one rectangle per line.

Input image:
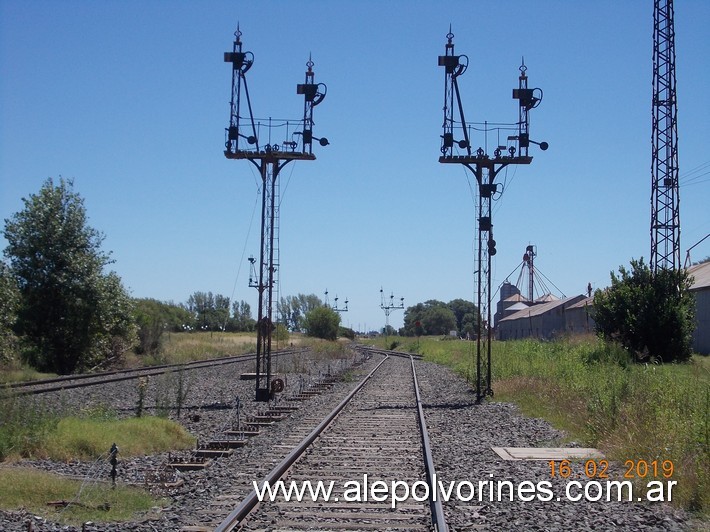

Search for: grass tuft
xmin=0 ymin=466 xmax=167 ymax=525
xmin=1 ymin=393 xmax=195 ymax=461
xmin=0 ymin=394 xmax=59 ymax=461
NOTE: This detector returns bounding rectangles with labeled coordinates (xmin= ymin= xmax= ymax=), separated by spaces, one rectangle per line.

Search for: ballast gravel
xmin=0 ymin=349 xmax=701 ymax=531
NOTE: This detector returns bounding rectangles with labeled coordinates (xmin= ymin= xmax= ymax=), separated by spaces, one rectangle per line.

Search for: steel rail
xmin=411 ymin=356 xmax=449 ymax=532
xmin=5 ymin=347 xmax=307 ymax=396
xmin=215 ymin=353 xmax=448 ymax=532
xmin=353 ymin=343 xmax=423 ymax=360
xmin=214 ymin=355 xmax=389 ymax=532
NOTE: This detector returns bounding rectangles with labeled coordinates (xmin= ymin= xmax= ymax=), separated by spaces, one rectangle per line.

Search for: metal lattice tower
xmin=438 ymin=29 xmax=546 ymax=402
xmin=224 ymin=27 xmax=327 ymax=401
xmin=651 ymin=0 xmax=680 ymax=272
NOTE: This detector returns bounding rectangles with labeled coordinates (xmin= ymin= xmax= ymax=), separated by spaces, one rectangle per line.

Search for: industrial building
xmin=496 ymin=294 xmax=586 ymax=341
xmin=688 ymin=261 xmax=710 ymax=355
xmin=493 ymin=261 xmax=710 ymax=355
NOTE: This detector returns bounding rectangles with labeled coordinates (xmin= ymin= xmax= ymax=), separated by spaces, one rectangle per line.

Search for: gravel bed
xmin=1 ymin=351 xmax=704 ymax=531
xmin=416 ymin=360 xmax=699 ymax=531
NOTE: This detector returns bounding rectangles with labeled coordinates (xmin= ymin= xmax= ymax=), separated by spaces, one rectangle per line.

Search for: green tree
xmin=402 ymin=302 xmax=426 ymax=336
xmin=274 ymin=323 xmax=290 ymax=342
xmin=3 ymin=178 xmax=135 ymax=373
xmin=448 ymin=298 xmax=479 ymax=336
xmin=402 ymin=300 xmax=457 ymax=336
xmin=278 ymin=293 xmax=322 ymax=332
xmin=593 ymin=258 xmax=695 ymax=363
xmin=303 ymin=306 xmax=341 ymax=340
xmin=186 ymin=291 xmax=230 ymax=331
xmin=460 ymin=312 xmax=477 ymax=339
xmin=338 ymin=326 xmax=356 ymax=340
xmin=0 ymin=261 xmax=19 ymax=363
xmin=230 ymin=299 xmax=255 ymax=332
xmin=423 ymin=305 xmax=457 ymax=336
xmin=383 ymin=324 xmax=398 ymax=337
xmin=133 ymin=298 xmax=192 ymax=355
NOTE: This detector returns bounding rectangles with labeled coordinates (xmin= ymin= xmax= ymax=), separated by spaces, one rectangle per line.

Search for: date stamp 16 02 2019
xmin=549 ymin=459 xmax=674 ymax=480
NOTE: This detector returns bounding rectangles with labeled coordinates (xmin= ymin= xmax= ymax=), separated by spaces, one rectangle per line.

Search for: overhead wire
xmin=275 ymin=162 xmax=299 ymax=328
xmin=679 ymin=160 xmax=710 ymax=187
xmin=279 ymin=161 xmax=297 ymax=207
xmin=534 ymin=266 xmax=566 ymax=299
xmin=224 ymin=169 xmax=261 ymax=331
xmin=493 ymin=260 xmax=525 ymax=302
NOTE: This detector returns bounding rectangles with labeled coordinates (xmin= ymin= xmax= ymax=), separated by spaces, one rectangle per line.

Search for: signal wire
xmin=225 ymin=183 xmax=260 ymax=331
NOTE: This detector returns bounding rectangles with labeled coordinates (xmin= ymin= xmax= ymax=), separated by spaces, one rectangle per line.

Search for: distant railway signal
xmin=380 ymin=287 xmax=404 ymax=342
xmin=325 ymin=289 xmax=349 ymax=313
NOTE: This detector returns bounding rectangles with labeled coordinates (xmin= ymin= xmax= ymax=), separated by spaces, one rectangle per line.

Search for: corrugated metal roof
xmin=567 ymin=296 xmax=594 ymax=310
xmin=688 ymin=261 xmax=710 ymax=290
xmin=506 ymin=302 xmax=530 ymax=311
xmin=504 ymin=294 xmax=529 ymax=302
xmin=535 ymin=293 xmax=559 ymax=303
xmin=499 ymin=295 xmax=585 ymax=321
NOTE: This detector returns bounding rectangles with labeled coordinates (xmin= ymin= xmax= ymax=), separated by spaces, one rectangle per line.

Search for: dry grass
xmin=0 ymin=363 xmax=56 ymax=384
xmin=367 ymin=335 xmax=709 ymax=516
xmin=140 ymin=331 xmax=258 ymax=365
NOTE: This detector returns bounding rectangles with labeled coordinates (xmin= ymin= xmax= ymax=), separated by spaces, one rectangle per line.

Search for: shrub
xmin=338 ymin=326 xmax=355 ymax=340
xmin=303 ymin=306 xmax=340 ymax=341
xmin=593 ymin=258 xmax=695 ymax=363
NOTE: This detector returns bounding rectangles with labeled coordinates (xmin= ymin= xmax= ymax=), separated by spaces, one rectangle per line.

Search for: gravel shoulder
xmin=417 ymin=359 xmax=699 ymax=531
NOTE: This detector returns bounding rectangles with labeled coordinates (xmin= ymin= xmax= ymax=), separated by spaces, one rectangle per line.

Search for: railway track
xmin=212 ymin=352 xmax=447 ymax=532
xmin=3 ymin=347 xmax=307 ymax=396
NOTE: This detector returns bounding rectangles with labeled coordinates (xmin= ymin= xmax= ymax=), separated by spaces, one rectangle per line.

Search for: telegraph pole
xmin=438 ymin=29 xmax=547 ymax=402
xmin=224 ymin=27 xmax=328 ymax=401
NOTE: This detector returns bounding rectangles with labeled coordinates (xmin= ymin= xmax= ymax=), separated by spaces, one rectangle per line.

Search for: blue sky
xmin=1 ymin=1 xmax=709 ymax=333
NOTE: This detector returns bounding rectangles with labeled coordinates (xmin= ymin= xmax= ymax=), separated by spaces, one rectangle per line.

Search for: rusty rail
xmin=215 ymin=353 xmax=447 ymax=532
xmin=5 ymin=348 xmax=307 ymax=396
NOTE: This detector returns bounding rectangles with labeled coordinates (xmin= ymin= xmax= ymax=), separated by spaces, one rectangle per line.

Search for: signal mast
xmin=224 ymin=27 xmax=328 ymax=401
xmin=325 ymin=289 xmax=349 ymax=313
xmin=438 ymin=28 xmax=547 ymax=402
xmin=380 ymin=288 xmax=404 ymax=342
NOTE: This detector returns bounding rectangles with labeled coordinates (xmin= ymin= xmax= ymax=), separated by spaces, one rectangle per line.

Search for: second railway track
xmin=4 ymin=347 xmax=307 ymax=396
xmin=212 ymin=352 xmax=447 ymax=532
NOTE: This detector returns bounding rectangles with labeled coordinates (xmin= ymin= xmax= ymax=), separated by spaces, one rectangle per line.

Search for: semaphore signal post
xmin=438 ymin=28 xmax=547 ymax=402
xmin=224 ymin=27 xmax=328 ymax=401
